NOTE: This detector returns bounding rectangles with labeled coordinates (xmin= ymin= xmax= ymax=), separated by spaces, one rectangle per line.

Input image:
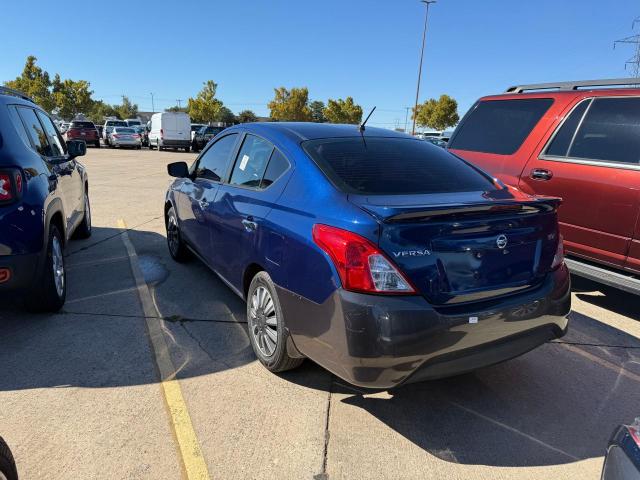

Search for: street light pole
xmin=412 ymin=0 xmax=436 ymax=136
xmin=150 ymin=92 xmax=155 ymax=113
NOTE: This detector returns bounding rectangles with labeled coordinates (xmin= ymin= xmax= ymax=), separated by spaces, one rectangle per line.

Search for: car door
xmin=15 ymin=107 xmax=77 ymax=231
xmin=519 ymin=96 xmax=640 ymax=268
xmin=209 ymin=133 xmax=292 ymax=289
xmin=176 ymin=133 xmax=240 ymax=265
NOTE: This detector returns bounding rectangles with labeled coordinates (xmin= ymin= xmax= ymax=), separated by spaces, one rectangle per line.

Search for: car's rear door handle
xmin=242 ymin=217 xmax=257 ymax=232
xmin=198 ymin=199 xmax=209 ymax=209
xmin=530 ymin=168 xmax=553 ymax=181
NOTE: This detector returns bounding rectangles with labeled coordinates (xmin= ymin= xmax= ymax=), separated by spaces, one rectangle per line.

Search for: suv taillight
xmin=312 ymin=224 xmax=416 ymax=295
xmin=0 ymin=169 xmax=22 ymax=203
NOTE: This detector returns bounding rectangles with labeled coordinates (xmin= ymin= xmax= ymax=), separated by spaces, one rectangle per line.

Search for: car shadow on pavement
xmin=571 ymin=275 xmax=640 ymax=321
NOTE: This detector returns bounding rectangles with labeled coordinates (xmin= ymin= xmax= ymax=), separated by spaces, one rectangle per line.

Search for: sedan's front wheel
xmin=247 ymin=271 xmax=303 ymax=372
xmin=166 ymin=207 xmax=190 ymax=262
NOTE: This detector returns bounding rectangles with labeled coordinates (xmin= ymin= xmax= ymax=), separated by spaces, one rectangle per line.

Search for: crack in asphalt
xmin=314 ymin=376 xmax=334 ymax=480
xmin=59 ymin=309 xmax=247 ymax=324
xmin=66 ymin=215 xmax=164 ymax=257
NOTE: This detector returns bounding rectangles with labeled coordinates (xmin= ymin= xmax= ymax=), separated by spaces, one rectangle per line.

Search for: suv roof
xmin=0 ymin=86 xmax=38 ymax=109
xmin=505 ymin=77 xmax=640 ymax=94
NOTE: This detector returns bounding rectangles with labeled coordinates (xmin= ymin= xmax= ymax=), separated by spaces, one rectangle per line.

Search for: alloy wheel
xmin=52 ymin=236 xmax=65 ymax=298
xmin=167 ymin=214 xmax=180 ymax=256
xmin=249 ymin=286 xmax=278 ymax=357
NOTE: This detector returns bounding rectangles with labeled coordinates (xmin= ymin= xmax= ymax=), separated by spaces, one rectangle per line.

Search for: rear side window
xmin=568 ymin=97 xmax=640 ymax=165
xmin=230 ymin=134 xmax=274 ymax=188
xmin=16 ymin=107 xmax=49 ymax=156
xmin=545 ymin=100 xmax=590 ymax=157
xmin=195 ymin=133 xmax=238 ymax=181
xmin=449 ymin=99 xmax=554 ymax=155
xmin=6 ymin=106 xmax=32 ymax=148
xmin=303 ymin=137 xmax=494 ymax=195
xmin=261 ymin=150 xmax=290 ymax=188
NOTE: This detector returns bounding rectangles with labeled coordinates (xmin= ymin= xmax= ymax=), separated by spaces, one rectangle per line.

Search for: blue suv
xmin=0 ymin=87 xmax=90 ymax=312
xmin=165 ymin=122 xmax=571 ymax=388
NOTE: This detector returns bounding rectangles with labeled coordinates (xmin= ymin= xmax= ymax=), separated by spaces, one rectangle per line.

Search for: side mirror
xmin=168 ymin=161 xmax=189 ymax=178
xmin=67 ymin=140 xmax=87 ymax=158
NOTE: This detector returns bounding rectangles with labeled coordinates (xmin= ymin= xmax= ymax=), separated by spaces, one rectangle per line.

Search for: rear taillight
xmin=132 ymin=134 xmax=140 ymax=138
xmin=160 ymin=128 xmax=164 ymax=139
xmin=551 ymin=234 xmax=564 ymax=270
xmin=112 ymin=134 xmax=120 ymax=138
xmin=312 ymin=224 xmax=416 ymax=295
xmin=0 ymin=169 xmax=22 ymax=203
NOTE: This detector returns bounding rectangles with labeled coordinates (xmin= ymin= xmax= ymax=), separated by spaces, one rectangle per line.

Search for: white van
xmin=148 ymin=112 xmax=191 ymax=152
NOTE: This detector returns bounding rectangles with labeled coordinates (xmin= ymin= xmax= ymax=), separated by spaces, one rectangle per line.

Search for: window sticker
xmin=239 ymin=154 xmax=250 ymax=171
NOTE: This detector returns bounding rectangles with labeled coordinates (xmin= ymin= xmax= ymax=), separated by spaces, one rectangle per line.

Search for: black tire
xmin=247 ymin=271 xmax=304 ymax=372
xmin=158 ymin=139 xmax=163 ymax=151
xmin=27 ymin=224 xmax=66 ymax=312
xmin=94 ymin=141 xmax=100 ymax=148
xmin=166 ymin=207 xmax=190 ymax=262
xmin=0 ymin=436 xmax=18 ymax=480
xmin=184 ymin=146 xmax=191 ymax=153
xmin=74 ymin=189 xmax=92 ymax=239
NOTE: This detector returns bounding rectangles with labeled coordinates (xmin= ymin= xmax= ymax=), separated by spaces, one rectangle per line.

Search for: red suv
xmin=65 ymin=120 xmax=100 ymax=148
xmin=449 ymin=79 xmax=640 ymax=294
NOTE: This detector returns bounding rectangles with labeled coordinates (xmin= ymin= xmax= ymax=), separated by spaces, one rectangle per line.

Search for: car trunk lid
xmin=350 ymin=190 xmax=561 ymax=305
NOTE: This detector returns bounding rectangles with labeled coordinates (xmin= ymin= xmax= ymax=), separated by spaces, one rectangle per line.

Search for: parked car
xmin=601 ymin=418 xmax=640 ymax=480
xmin=59 ymin=122 xmax=70 ymax=134
xmin=190 ymin=123 xmax=205 ymax=142
xmin=191 ymin=125 xmax=225 ymax=152
xmin=132 ymin=125 xmax=148 ymax=147
xmin=0 ymin=436 xmax=18 ymax=480
xmin=125 ymin=118 xmax=141 ymax=127
xmin=164 ymin=122 xmax=570 ymax=388
xmin=65 ymin=120 xmax=100 ymax=148
xmin=0 ymin=86 xmax=91 ymax=312
xmin=148 ymin=112 xmax=191 ymax=152
xmin=102 ymin=119 xmax=127 ymax=146
xmin=95 ymin=124 xmax=104 ymax=139
xmin=448 ymin=78 xmax=640 ymax=295
xmin=424 ymin=137 xmax=447 ymax=148
xmin=107 ymin=126 xmax=141 ymax=149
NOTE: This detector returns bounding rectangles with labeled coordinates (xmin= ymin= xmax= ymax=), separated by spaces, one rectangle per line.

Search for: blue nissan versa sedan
xmin=164 ymin=122 xmax=571 ymax=388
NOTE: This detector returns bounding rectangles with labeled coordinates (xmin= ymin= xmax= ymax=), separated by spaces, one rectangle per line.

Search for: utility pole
xmin=614 ymin=17 xmax=640 ymax=77
xmin=412 ymin=0 xmax=436 ymax=136
xmin=150 ymin=92 xmax=155 ymax=113
xmin=176 ymin=99 xmax=183 ymax=109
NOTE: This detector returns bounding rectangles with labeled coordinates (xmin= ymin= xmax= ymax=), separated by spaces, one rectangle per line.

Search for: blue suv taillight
xmin=0 ymin=169 xmax=23 ymax=204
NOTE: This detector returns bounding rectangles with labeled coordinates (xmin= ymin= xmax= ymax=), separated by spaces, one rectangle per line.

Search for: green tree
xmin=309 ymin=100 xmax=326 ymax=123
xmin=187 ymin=80 xmax=226 ymax=123
xmin=88 ymin=101 xmax=120 ymax=123
xmin=52 ymin=77 xmax=94 ymax=120
xmin=268 ymin=87 xmax=312 ymax=121
xmin=413 ymin=94 xmax=459 ymax=131
xmin=115 ymin=96 xmax=138 ymax=119
xmin=237 ymin=109 xmax=258 ymax=123
xmin=167 ymin=105 xmax=188 ymax=113
xmin=217 ymin=106 xmax=236 ymax=124
xmin=4 ymin=56 xmax=55 ymax=112
xmin=324 ymin=97 xmax=363 ymax=124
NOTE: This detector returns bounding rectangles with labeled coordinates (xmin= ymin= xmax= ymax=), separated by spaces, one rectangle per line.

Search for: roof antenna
xmin=359 ymin=106 xmax=376 ymax=132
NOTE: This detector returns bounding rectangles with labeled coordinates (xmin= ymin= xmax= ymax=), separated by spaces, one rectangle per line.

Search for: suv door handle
xmin=530 ymin=168 xmax=553 ymax=181
xmin=242 ymin=217 xmax=257 ymax=232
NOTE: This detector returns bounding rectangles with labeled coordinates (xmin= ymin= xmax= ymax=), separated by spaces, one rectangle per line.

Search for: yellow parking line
xmin=117 ymin=219 xmax=211 ymax=480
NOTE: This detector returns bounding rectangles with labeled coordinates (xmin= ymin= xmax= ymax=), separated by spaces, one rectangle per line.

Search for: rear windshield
xmin=71 ymin=122 xmax=95 ymax=129
xmin=449 ymin=98 xmax=554 ymax=155
xmin=191 ymin=125 xmax=203 ymax=131
xmin=205 ymin=127 xmax=224 ymax=134
xmin=115 ymin=127 xmax=135 ymax=133
xmin=303 ymin=137 xmax=494 ymax=195
xmin=106 ymin=121 xmax=127 ymax=127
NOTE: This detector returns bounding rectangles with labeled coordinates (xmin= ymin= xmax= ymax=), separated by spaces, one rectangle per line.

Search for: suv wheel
xmin=166 ymin=207 xmax=190 ymax=262
xmin=74 ymin=190 xmax=92 ymax=239
xmin=247 ymin=271 xmax=303 ymax=373
xmin=28 ymin=224 xmax=66 ymax=312
xmin=0 ymin=436 xmax=18 ymax=480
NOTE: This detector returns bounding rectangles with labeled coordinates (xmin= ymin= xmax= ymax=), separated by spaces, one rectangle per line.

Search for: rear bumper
xmin=279 ymin=264 xmax=571 ymax=389
xmin=161 ymin=139 xmax=190 ymax=147
xmin=0 ymin=252 xmax=41 ymax=293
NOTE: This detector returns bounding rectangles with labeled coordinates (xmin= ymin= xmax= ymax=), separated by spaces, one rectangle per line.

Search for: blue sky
xmin=1 ymin=0 xmax=638 ymax=130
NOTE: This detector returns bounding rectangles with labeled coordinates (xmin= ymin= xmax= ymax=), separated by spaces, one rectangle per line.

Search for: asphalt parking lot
xmin=1 ymin=147 xmax=639 ymax=480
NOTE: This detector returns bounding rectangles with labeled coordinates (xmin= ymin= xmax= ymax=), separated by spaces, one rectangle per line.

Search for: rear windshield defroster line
xmin=449 ymin=98 xmax=554 ymax=155
xmin=302 ymin=137 xmax=495 ymax=196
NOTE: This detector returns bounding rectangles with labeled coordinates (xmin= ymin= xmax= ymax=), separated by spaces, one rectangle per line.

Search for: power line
xmin=614 ymin=16 xmax=640 ymax=77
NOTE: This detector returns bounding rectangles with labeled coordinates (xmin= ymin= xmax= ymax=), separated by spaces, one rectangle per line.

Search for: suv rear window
xmin=449 ymin=98 xmax=554 ymax=155
xmin=303 ymin=137 xmax=494 ymax=195
xmin=71 ymin=122 xmax=95 ymax=129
